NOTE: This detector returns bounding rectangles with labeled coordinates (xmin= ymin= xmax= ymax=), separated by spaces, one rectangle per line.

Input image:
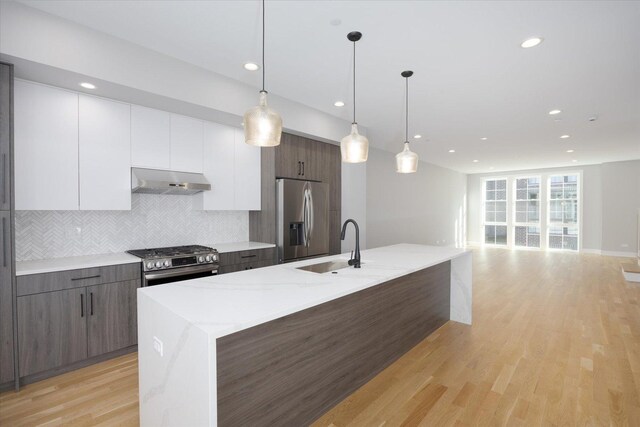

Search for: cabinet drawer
xmin=219 ymin=247 xmax=275 ymax=266
xmin=17 ymin=263 xmax=141 ymax=296
xmin=219 ymin=259 xmax=274 ymax=275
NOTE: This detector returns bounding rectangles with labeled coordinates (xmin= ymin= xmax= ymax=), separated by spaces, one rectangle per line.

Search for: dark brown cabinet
xmin=275 ymin=134 xmax=328 ymax=182
xmin=218 ymin=247 xmax=276 ymax=274
xmin=16 ymin=264 xmax=140 ymax=380
xmin=252 ymin=132 xmax=342 ymax=255
xmin=0 ymin=61 xmax=15 ymax=388
xmin=87 ymin=280 xmax=138 ymax=357
xmin=17 ymin=288 xmax=87 ymax=377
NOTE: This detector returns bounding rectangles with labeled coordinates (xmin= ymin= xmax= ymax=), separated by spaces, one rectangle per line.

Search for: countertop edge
xmin=16 ymin=254 xmax=142 ymax=276
xmin=140 ymin=245 xmax=471 ymax=339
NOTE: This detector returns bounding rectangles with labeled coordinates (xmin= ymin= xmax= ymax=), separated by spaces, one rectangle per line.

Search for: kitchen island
xmin=137 ymin=244 xmax=472 ymax=426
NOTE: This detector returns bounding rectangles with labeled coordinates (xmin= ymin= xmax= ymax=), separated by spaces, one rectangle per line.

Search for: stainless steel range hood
xmin=131 ymin=168 xmax=211 ymax=195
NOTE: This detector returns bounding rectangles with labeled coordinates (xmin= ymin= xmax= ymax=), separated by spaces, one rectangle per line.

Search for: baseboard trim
xmin=582 ymin=248 xmax=602 ymax=255
xmin=602 ymin=250 xmax=637 ymax=258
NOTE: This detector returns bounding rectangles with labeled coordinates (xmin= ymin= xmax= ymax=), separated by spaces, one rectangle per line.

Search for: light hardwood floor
xmin=1 ymin=248 xmax=638 ymax=426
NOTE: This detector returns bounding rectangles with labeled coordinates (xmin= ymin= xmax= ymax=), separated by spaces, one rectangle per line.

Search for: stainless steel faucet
xmin=340 ymin=219 xmax=361 ymax=268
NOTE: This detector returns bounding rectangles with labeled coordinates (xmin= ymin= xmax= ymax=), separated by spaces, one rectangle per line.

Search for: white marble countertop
xmin=16 ymin=252 xmax=141 ymax=276
xmin=212 ymin=241 xmax=275 ymax=253
xmin=139 ymin=244 xmax=470 ymax=339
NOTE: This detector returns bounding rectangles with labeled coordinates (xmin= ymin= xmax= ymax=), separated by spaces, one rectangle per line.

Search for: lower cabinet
xmin=17 ymin=279 xmax=140 ymax=378
xmin=87 ymin=280 xmax=138 ymax=358
xmin=219 ymin=260 xmax=273 ymax=274
xmin=17 ymin=287 xmax=87 ymax=377
xmin=218 ymin=247 xmax=276 ymax=274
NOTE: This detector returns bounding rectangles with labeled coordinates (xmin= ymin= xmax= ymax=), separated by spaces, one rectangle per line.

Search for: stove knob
xmin=155 ymin=261 xmax=162 ymax=269
xmin=146 ymin=262 xmax=154 ymax=270
xmin=164 ymin=260 xmax=171 ymax=267
xmin=198 ymin=256 xmax=205 ymax=263
xmin=213 ymin=254 xmax=218 ymax=261
xmin=205 ymin=255 xmax=212 ymax=262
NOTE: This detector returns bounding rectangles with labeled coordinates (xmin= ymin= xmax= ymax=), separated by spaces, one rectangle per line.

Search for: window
xmin=548 ymin=174 xmax=579 ymax=251
xmin=479 ymin=172 xmax=581 ymax=252
xmin=483 ymin=179 xmax=507 ymax=245
xmin=513 ymin=177 xmax=541 ymax=248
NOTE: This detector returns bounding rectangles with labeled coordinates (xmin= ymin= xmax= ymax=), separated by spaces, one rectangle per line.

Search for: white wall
xmin=601 ymin=160 xmax=640 ymax=254
xmin=365 ymin=148 xmax=467 ymax=249
xmin=467 ymin=159 xmax=640 ymax=256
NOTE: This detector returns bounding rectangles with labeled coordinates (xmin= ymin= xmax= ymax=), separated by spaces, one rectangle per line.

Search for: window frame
xmin=482 ymin=177 xmax=509 ymax=247
xmin=512 ymin=175 xmax=542 ymax=250
xmin=546 ymin=173 xmax=582 ymax=252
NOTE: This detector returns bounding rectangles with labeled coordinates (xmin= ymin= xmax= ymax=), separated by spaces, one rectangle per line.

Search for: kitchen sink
xmin=296 ymin=260 xmax=351 ymax=274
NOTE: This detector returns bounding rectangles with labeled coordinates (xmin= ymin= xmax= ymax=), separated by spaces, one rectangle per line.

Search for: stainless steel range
xmin=127 ymin=245 xmax=219 ymax=286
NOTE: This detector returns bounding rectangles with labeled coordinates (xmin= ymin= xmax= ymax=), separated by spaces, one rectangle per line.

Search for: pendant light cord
xmin=352 ymin=40 xmax=356 ymax=124
xmin=405 ymin=76 xmax=409 ymax=143
xmin=262 ymin=0 xmax=265 ymax=92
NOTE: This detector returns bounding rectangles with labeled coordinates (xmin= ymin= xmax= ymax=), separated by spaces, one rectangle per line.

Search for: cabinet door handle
xmin=71 ymin=274 xmax=101 ymax=281
xmin=297 ymin=161 xmax=301 ymax=175
xmin=90 ymin=292 xmax=94 ymax=316
xmin=2 ymin=216 xmax=6 ymax=268
xmin=80 ymin=294 xmax=84 ymax=317
xmin=1 ymin=153 xmax=6 ymax=205
xmin=302 ymin=161 xmax=305 ymax=176
xmin=240 ymin=254 xmax=257 ymax=259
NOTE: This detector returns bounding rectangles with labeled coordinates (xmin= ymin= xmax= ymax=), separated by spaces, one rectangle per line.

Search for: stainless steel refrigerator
xmin=276 ymin=179 xmax=329 ymax=263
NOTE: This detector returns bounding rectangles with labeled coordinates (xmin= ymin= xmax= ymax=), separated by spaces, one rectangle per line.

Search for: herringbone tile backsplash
xmin=15 ymin=194 xmax=248 ymax=261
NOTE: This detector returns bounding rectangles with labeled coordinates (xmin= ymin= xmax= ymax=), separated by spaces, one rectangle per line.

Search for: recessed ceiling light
xmin=521 ymin=37 xmax=543 ymax=48
xmin=480 ymin=137 xmax=488 ymax=141
xmin=566 ymin=149 xmax=574 ymax=153
xmin=243 ymin=62 xmax=260 ymax=71
xmin=413 ymin=134 xmax=422 ymax=139
xmin=473 ymin=159 xmax=479 ymax=163
xmin=334 ymin=101 xmax=345 ymax=107
xmin=560 ymin=134 xmax=570 ymax=139
xmin=549 ymin=109 xmax=562 ymax=115
xmin=79 ymin=82 xmax=96 ymax=89
xmin=448 ymin=149 xmax=455 ymax=153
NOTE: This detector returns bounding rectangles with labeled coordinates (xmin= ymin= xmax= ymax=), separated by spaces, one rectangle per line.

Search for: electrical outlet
xmin=153 ymin=336 xmax=163 ymax=357
xmin=621 ymin=243 xmax=629 ymax=248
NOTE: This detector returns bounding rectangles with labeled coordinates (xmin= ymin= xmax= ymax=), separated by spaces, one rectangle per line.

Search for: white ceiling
xmin=18 ymin=0 xmax=640 ymax=173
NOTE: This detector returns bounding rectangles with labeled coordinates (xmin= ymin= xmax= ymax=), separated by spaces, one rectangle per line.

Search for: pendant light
xmin=341 ymin=31 xmax=369 ymax=163
xmin=396 ymin=71 xmax=419 ymax=173
xmin=243 ymin=0 xmax=282 ymax=147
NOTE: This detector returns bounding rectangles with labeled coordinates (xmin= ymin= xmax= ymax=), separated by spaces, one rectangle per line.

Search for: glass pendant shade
xmin=396 ymin=142 xmax=419 ymax=173
xmin=244 ymin=90 xmax=282 ymax=147
xmin=341 ymin=123 xmax=369 ymax=163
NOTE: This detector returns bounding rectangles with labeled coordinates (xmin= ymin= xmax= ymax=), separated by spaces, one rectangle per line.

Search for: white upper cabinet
xmin=197 ymin=123 xmax=261 ymax=211
xmin=199 ymin=122 xmax=235 ymax=210
xmin=170 ymin=115 xmax=204 ymax=173
xmin=233 ymin=128 xmax=261 ymax=211
xmin=131 ymin=106 xmax=171 ymax=170
xmin=79 ymin=95 xmax=131 ymax=210
xmin=14 ymin=81 xmax=79 ymax=210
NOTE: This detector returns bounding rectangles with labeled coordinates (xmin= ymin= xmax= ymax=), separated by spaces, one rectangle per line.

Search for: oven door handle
xmin=145 ymin=264 xmax=218 ymax=281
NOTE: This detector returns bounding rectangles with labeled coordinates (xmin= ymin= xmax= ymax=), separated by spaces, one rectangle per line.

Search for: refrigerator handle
xmin=308 ymin=187 xmax=314 ymax=246
xmin=302 ymin=188 xmax=308 ymax=247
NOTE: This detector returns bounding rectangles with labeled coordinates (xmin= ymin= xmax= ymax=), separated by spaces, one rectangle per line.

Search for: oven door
xmin=143 ymin=264 xmax=218 ymax=287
